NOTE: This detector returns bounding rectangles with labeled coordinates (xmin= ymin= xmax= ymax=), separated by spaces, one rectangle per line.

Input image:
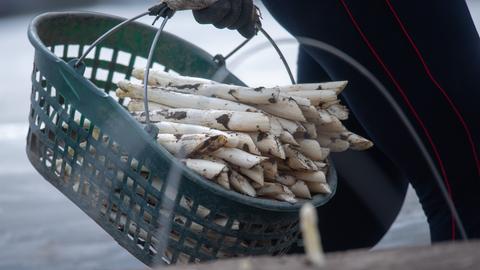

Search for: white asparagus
xmin=157 ymin=134 xmax=227 ymax=157
xmin=212 ymin=148 xmax=269 ymax=169
xmin=268 ymin=117 xmax=284 ymax=136
xmin=306 ymin=182 xmax=332 ymax=194
xmin=117 ymin=80 xmax=260 ymax=113
xmin=133 ymin=68 xmax=212 ymax=86
xmin=257 ymin=183 xmax=296 ymax=203
xmin=317 ymin=135 xmax=351 ymax=152
xmin=314 ymin=161 xmax=329 ymax=173
xmin=181 ymin=159 xmax=227 ymax=179
xmin=229 ymin=170 xmax=256 ymax=197
xmin=275 ymin=193 xmax=297 ymax=204
xmin=289 ymin=90 xmax=338 ymax=106
xmin=293 ymin=171 xmax=327 ymax=183
xmin=136 ymin=69 xmax=318 ymax=127
xmin=276 ymin=81 xmax=348 ymax=94
xmin=120 ymin=70 xmax=375 ymax=202
xmin=127 ymin=99 xmax=169 ymax=111
xmin=275 ymin=174 xmax=296 ymax=186
xmin=297 ymin=139 xmax=329 ymax=161
xmin=284 ymin=145 xmax=318 ymax=171
xmin=257 ymin=182 xmax=290 ymax=196
xmin=317 ymin=109 xmax=334 ymax=124
xmin=316 ymin=116 xmax=347 ymax=134
xmin=326 ymin=104 xmax=349 ymax=120
xmin=276 ymin=159 xmax=291 ymax=171
xmin=239 ymin=165 xmax=264 ymax=186
xmin=258 ymin=97 xmax=307 ymax=122
xmin=300 ymin=105 xmax=323 ymax=124
xmin=251 ymin=181 xmax=263 ymax=189
xmin=154 ymin=121 xmax=260 ymax=154
xmin=134 ymin=69 xmax=280 ymax=105
xmin=275 ymin=117 xmax=306 ymax=134
xmin=341 ymin=132 xmax=374 ymax=151
xmin=279 ymin=131 xmax=299 ymax=146
xmin=198 ymin=154 xmax=227 ymax=165
xmin=300 ymin=203 xmax=326 ymax=268
xmin=303 ymin=122 xmax=318 ymax=139
xmin=320 ymin=99 xmax=341 ymax=109
xmin=279 ymin=94 xmax=312 ymax=107
xmin=132 ymin=108 xmax=271 ymax=132
xmin=135 ymin=69 xmax=325 ymax=107
xmin=261 ymin=160 xmax=278 ymax=180
xmin=216 ymin=172 xmax=230 ymax=190
xmin=249 ymin=132 xmax=286 ymax=159
xmin=291 ymin=181 xmax=312 ymax=199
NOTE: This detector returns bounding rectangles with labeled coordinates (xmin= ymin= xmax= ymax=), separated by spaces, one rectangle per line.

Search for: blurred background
xmin=0 ymin=1 xmax=479 ymax=269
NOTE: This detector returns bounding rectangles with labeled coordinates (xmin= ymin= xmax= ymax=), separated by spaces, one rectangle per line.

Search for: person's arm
xmin=161 ymin=0 xmax=259 ymax=38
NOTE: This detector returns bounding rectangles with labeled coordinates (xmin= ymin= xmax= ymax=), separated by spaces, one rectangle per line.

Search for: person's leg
xmin=297 ymin=47 xmax=409 ymax=251
xmin=262 ymin=0 xmax=480 ymax=241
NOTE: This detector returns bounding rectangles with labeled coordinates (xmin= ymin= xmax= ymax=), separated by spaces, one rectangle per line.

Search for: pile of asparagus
xmin=115 ymin=68 xmax=373 ymax=203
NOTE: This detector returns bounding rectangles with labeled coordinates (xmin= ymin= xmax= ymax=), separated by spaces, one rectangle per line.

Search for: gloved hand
xmin=192 ymin=0 xmax=259 ymax=38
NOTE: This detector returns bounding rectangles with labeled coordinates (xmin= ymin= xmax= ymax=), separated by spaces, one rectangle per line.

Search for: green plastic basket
xmin=26 ymin=11 xmax=337 ymax=266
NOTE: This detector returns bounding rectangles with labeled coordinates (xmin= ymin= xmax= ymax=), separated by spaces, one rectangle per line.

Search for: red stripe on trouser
xmin=338 ymin=0 xmax=456 ymax=240
xmin=385 ymin=0 xmax=480 ymax=178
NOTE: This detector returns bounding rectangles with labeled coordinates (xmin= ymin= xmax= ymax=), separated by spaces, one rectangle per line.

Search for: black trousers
xmin=262 ymin=0 xmax=480 ymax=249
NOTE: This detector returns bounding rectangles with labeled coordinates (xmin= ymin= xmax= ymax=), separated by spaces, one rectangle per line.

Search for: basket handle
xmin=70 ymin=3 xmax=295 ymax=138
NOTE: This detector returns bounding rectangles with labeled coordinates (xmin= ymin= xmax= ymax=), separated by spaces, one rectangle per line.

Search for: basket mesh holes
xmin=117 ymin=51 xmax=131 ymax=66
xmin=184 ymin=237 xmax=197 ymax=249
xmin=81 ymin=180 xmax=90 ymax=196
xmin=151 ymin=176 xmax=163 ymax=192
xmin=176 ymin=252 xmax=191 ymax=264
xmin=189 ymin=221 xmax=204 ymax=234
xmin=95 ymin=68 xmax=109 ymax=82
xmin=146 ymin=194 xmax=157 ymax=208
xmin=100 ymin=201 xmax=108 ymax=215
xmin=72 ymin=174 xmax=80 ymax=192
xmin=32 ymin=91 xmax=39 ymax=106
xmin=54 ymin=45 xmax=64 ymax=58
xmin=100 ymin=47 xmax=114 ymax=62
xmin=116 ymin=212 xmax=128 ymax=232
xmin=88 ymin=144 xmax=96 ymax=158
xmin=73 ymin=110 xmax=82 ymax=124
xmin=170 ymin=229 xmax=181 ymax=242
xmin=137 ymin=228 xmax=149 ymax=250
xmin=108 ymin=88 xmax=119 ymax=101
xmin=85 ymin=45 xmax=96 ymax=60
xmin=136 ymin=185 xmax=145 ymax=198
xmin=35 ymin=70 xmax=41 ymax=83
xmin=66 ymin=145 xmax=74 ymax=158
xmin=84 ymin=67 xmax=93 ymax=79
xmin=195 ymin=205 xmax=211 ymax=219
xmin=67 ymin=44 xmax=80 ymax=58
xmin=112 ymin=72 xmax=125 ymax=85
xmin=143 ymin=211 xmax=153 ymax=224
xmin=134 ymin=56 xmax=148 ymax=69
xmin=223 ymin=236 xmax=238 ymax=247
xmin=140 ymin=165 xmax=150 ymax=180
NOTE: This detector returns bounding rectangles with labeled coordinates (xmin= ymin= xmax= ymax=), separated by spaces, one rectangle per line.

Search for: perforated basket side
xmin=26 ymin=12 xmax=337 ymax=266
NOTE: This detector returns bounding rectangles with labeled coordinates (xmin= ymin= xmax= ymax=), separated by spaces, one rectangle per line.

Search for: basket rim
xmin=28 ymin=11 xmax=338 ymax=212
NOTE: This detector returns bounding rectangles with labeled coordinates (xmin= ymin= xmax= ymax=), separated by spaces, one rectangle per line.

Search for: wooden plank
xmin=160 ymin=241 xmax=479 ymax=270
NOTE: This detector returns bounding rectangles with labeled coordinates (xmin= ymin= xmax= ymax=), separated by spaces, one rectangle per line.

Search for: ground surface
xmin=0 ymin=1 xmax=479 ymax=269
xmin=163 ymin=241 xmax=480 ymax=270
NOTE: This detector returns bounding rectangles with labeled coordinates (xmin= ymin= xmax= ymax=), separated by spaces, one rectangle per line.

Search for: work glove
xmin=192 ymin=0 xmax=259 ymax=38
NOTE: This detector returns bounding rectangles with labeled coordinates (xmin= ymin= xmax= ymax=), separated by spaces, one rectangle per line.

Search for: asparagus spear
xmin=132 ymin=108 xmax=271 ymax=132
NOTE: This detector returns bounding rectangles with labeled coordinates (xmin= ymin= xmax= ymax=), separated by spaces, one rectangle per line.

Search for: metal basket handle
xmin=71 ymin=3 xmax=295 ymax=139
